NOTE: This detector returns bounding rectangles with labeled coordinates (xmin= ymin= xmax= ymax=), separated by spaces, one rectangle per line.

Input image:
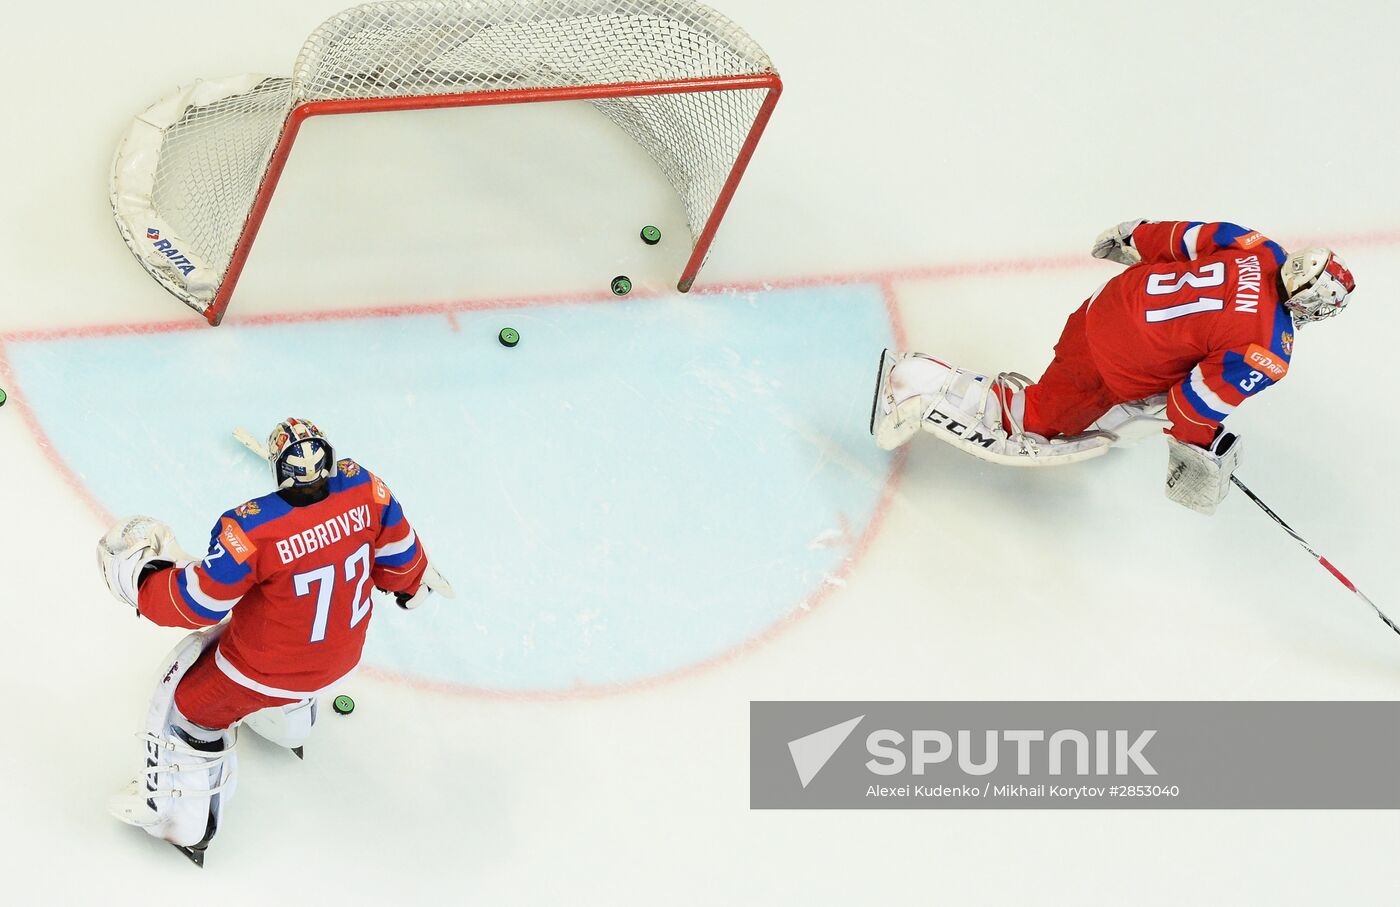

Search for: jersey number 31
xmin=1143 ymin=262 xmax=1226 ymax=323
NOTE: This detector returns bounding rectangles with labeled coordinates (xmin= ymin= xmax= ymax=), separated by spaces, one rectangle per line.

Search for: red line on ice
xmin=5 ymin=228 xmax=1397 ymax=698
xmin=0 ymin=340 xmax=115 ymax=525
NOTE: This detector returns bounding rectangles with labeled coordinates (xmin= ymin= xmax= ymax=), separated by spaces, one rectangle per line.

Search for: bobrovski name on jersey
xmin=275 ymin=504 xmax=373 ymax=565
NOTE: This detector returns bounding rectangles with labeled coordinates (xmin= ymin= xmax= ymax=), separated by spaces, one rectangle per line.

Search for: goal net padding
xmin=111 ymin=0 xmax=781 ymax=325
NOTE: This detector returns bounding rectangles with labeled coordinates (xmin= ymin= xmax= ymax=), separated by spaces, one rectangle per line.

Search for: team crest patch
xmin=339 ymin=459 xmax=361 ymax=477
xmin=234 ymin=501 xmax=261 ymax=518
xmin=1280 ymin=331 xmax=1294 ymax=355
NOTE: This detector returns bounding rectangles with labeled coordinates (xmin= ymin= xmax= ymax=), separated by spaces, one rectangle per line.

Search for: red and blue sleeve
xmin=1130 ymin=221 xmax=1287 ymax=266
xmin=1168 ymin=328 xmax=1293 ymax=446
xmin=138 ymin=515 xmax=257 ymax=629
xmin=369 ymin=478 xmax=428 ymax=594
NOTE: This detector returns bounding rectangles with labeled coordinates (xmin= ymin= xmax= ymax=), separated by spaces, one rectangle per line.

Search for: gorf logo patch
xmin=339 ymin=459 xmax=361 ymax=478
xmin=234 ymin=500 xmax=261 ymax=518
xmin=1236 ymin=231 xmax=1265 ymax=249
xmin=1245 ymin=344 xmax=1289 ymax=380
xmin=219 ymin=517 xmax=257 ymax=564
xmin=371 ymin=473 xmax=391 ymax=506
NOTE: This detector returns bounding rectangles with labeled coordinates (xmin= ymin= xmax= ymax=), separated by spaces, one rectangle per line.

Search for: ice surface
xmin=1 ymin=1 xmax=1397 ymax=903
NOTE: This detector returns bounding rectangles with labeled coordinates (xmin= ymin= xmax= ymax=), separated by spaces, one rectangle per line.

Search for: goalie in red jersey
xmin=870 ymin=219 xmax=1357 ymax=514
xmin=97 ymin=418 xmax=453 ymax=865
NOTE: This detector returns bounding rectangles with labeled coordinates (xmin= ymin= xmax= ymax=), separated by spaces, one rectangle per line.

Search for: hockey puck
xmin=640 ymin=225 xmax=662 ymax=245
xmin=0 ymin=388 xmax=7 ymax=407
xmin=498 ymin=327 xmax=520 ymax=348
xmin=332 ymin=694 xmax=355 ymax=716
xmin=611 ymin=275 xmax=633 ymax=296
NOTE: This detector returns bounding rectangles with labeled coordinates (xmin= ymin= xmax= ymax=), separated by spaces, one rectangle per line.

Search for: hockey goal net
xmin=110 ymin=0 xmax=781 ymax=325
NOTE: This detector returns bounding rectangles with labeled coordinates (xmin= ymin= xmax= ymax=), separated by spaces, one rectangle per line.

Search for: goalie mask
xmin=1281 ymin=248 xmax=1355 ymax=326
xmin=268 ymin=418 xmax=337 ymax=489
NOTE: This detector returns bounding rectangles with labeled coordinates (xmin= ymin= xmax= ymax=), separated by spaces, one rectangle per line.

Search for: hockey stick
xmin=1231 ymin=475 xmax=1397 ymax=637
xmin=233 ymin=427 xmax=270 ymax=462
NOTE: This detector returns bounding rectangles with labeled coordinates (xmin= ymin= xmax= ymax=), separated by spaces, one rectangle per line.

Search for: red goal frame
xmin=204 ymin=72 xmax=783 ymax=326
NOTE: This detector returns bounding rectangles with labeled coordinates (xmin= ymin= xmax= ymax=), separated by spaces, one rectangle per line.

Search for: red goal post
xmin=110 ymin=0 xmax=782 ymax=326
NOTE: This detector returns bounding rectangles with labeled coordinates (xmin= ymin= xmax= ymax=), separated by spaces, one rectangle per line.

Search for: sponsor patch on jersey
xmin=371 ymin=472 xmax=391 ymax=506
xmin=1235 ymin=231 xmax=1265 ymax=249
xmin=219 ymin=516 xmax=256 ymax=564
xmin=1245 ymin=344 xmax=1289 ymax=380
xmin=339 ymin=459 xmax=361 ymax=478
xmin=234 ymin=500 xmax=261 ymax=518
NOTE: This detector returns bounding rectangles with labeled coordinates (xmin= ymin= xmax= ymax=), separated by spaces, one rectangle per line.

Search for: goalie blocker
xmin=1166 ymin=431 xmax=1241 ymax=516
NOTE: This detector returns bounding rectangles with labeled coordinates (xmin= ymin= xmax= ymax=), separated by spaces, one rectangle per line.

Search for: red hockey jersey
xmin=138 ymin=459 xmax=429 ymax=697
xmin=1085 ymin=220 xmax=1295 ymax=446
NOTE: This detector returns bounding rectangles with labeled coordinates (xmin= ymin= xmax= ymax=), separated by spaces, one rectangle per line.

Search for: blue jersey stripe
xmin=224 ymin=493 xmax=291 ymax=531
xmin=376 ymin=540 xmax=420 ymax=569
xmin=1221 ymin=351 xmax=1276 ymax=397
xmin=382 ymin=494 xmax=406 ymax=528
xmin=1270 ymin=303 xmax=1295 ymax=360
xmin=176 ymin=570 xmax=235 ymax=621
xmin=1180 ymin=221 xmax=1204 ymax=259
xmin=1211 ymin=222 xmax=1252 ymax=248
xmin=1180 ymin=378 xmax=1229 ymax=422
xmin=330 ymin=460 xmax=373 ymax=493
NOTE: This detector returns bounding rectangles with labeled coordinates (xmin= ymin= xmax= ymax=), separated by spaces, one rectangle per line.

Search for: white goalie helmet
xmin=268 ymin=417 xmax=337 ymax=489
xmin=1281 ymin=248 xmax=1356 ymax=325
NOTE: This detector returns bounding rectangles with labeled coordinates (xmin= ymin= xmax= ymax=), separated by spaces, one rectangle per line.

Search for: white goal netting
xmin=111 ymin=0 xmax=779 ymax=323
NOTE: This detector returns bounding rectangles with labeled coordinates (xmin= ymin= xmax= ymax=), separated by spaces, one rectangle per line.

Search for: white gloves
xmin=395 ymin=563 xmax=456 ymax=610
xmin=1165 ymin=432 xmax=1240 ymax=515
xmin=1091 ymin=219 xmax=1146 ymax=266
xmin=97 ymin=516 xmax=195 ymax=610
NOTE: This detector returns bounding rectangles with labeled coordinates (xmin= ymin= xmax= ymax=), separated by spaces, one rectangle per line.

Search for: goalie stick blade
xmin=233 ymin=427 xmax=270 ymax=461
xmin=869 ymin=349 xmax=891 ymax=437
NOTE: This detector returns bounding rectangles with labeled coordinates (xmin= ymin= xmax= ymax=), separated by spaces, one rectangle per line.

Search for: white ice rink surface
xmin=3 ymin=1 xmax=1399 ymax=903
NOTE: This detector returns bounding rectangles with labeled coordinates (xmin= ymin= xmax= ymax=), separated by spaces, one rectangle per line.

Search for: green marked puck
xmin=640 ymin=225 xmax=662 ymax=245
xmin=0 ymin=388 xmax=7 ymax=407
xmin=332 ymin=694 xmax=355 ymax=716
xmin=611 ymin=275 xmax=633 ymax=296
xmin=498 ymin=327 xmax=520 ymax=347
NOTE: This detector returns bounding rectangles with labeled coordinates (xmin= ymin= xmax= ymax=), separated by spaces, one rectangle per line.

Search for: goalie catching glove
xmin=97 ymin=516 xmax=196 ymax=611
xmin=1165 ymin=430 xmax=1240 ymax=515
xmin=1091 ymin=218 xmax=1146 ymax=266
xmin=392 ymin=562 xmax=455 ymax=610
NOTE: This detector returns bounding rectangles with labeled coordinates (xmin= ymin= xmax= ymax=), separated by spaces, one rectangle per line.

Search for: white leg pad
xmin=108 ymin=625 xmax=237 ymax=849
xmin=872 ymin=350 xmax=1114 ymax=466
xmin=242 ymin=698 xmax=317 ymax=750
